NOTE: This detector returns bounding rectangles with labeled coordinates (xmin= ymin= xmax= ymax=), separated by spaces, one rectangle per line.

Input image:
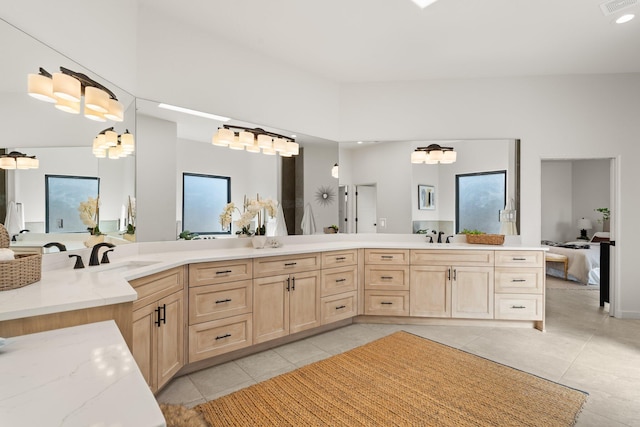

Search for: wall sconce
xmin=92 ymin=128 xmax=135 ymax=159
xmin=411 ymin=144 xmax=457 ymax=164
xmin=28 ymin=67 xmax=124 ymax=122
xmin=212 ymin=125 xmax=298 ymax=157
xmin=331 ymin=163 xmax=339 ymax=179
xmin=0 ymin=151 xmax=39 ymax=169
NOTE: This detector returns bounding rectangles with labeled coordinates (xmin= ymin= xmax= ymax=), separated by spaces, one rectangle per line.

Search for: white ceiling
xmin=140 ymin=0 xmax=640 ymax=83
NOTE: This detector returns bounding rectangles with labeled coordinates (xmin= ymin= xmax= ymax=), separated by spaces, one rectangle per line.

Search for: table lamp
xmin=577 ymin=218 xmax=592 ymax=240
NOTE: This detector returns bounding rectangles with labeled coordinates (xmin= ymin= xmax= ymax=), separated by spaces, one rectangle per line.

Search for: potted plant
xmin=220 ymin=195 xmax=278 ymax=247
xmin=324 ymin=225 xmax=339 ymax=234
xmin=78 ymin=196 xmax=104 ymax=247
xmin=594 ymin=207 xmax=610 ymax=232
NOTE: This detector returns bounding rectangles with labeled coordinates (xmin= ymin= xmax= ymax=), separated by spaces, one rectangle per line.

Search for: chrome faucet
xmin=89 ymin=242 xmax=115 ymax=266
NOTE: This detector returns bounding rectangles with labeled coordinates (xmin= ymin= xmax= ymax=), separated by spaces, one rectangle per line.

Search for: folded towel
xmin=0 ymin=248 xmax=15 ymax=261
xmin=301 ymin=203 xmax=316 ymax=235
xmin=274 ymin=204 xmax=288 ymax=236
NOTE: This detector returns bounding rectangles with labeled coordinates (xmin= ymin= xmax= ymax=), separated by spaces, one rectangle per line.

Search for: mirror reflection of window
xmin=182 ymin=173 xmax=230 ymax=235
xmin=456 ymin=171 xmax=506 ymax=234
xmin=45 ymin=175 xmax=100 ymax=233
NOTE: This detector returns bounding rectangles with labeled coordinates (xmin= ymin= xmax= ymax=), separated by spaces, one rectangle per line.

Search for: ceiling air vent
xmin=600 ymin=0 xmax=638 ymax=16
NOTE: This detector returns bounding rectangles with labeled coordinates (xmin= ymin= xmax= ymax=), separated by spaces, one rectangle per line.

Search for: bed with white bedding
xmin=543 ymin=233 xmax=609 ymax=285
xmin=544 ymin=242 xmax=600 ymax=285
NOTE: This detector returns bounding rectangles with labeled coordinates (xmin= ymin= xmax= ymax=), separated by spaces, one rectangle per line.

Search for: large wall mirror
xmin=1 ymin=19 xmax=136 ymax=246
xmin=338 ymin=139 xmax=520 ymax=236
xmin=135 ymin=99 xmax=339 ymax=237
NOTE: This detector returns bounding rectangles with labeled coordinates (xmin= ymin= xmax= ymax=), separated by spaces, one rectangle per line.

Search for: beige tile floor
xmin=157 ymin=277 xmax=640 ymax=426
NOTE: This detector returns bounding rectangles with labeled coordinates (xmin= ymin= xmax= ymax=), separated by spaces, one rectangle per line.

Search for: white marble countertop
xmin=0 ymin=234 xmax=545 ymax=322
xmin=0 ymin=320 xmax=165 ymax=427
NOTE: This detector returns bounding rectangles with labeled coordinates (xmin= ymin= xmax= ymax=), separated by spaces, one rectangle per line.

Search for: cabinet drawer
xmin=495 ymin=251 xmax=544 ymax=268
xmin=410 ymin=250 xmax=494 ymax=266
xmin=253 ymin=253 xmax=321 ymax=278
xmin=322 ymin=249 xmax=358 ymax=268
xmin=188 ymin=313 xmax=253 ymax=362
xmin=364 ymin=265 xmax=409 ymax=290
xmin=494 ymin=294 xmax=543 ymax=320
xmin=364 ymin=290 xmax=409 ymax=316
xmin=189 ymin=280 xmax=252 ymax=325
xmin=495 ymin=268 xmax=544 ymax=294
xmin=130 ymin=267 xmax=184 ymax=311
xmin=364 ymin=249 xmax=409 ymax=265
xmin=189 ymin=260 xmax=252 ymax=287
xmin=321 ymin=265 xmax=357 ymax=297
xmin=321 ymin=291 xmax=357 ymax=325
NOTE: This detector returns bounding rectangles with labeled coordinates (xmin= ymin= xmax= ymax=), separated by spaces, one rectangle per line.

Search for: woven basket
xmin=0 ymin=224 xmax=42 ymax=291
xmin=465 ymin=233 xmax=505 ymax=245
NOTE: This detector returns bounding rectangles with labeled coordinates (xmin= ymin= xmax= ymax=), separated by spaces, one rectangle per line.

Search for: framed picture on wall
xmin=418 ymin=184 xmax=435 ymax=210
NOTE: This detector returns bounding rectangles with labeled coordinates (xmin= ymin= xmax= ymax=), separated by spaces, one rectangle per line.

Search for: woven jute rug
xmin=196 ymin=331 xmax=587 ymax=426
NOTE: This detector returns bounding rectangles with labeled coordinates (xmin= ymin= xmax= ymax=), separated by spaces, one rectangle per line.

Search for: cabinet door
xmin=132 ymin=303 xmax=157 ymax=391
xmin=156 ymin=291 xmax=184 ymax=391
xmin=253 ymin=274 xmax=289 ymax=344
xmin=289 ymin=271 xmax=321 ymax=334
xmin=410 ymin=266 xmax=451 ymax=317
xmin=451 ymin=266 xmax=494 ymax=319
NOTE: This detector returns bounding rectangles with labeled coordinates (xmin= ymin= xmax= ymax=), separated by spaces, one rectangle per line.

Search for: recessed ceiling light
xmin=291 ymin=134 xmax=297 ymax=138
xmin=357 ymin=141 xmax=363 ymax=144
xmin=411 ymin=0 xmax=439 ymax=9
xmin=158 ymin=103 xmax=230 ymax=122
xmin=615 ymin=13 xmax=635 ymax=23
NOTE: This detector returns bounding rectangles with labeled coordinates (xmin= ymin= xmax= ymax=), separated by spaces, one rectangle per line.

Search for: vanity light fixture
xmin=212 ymin=125 xmax=299 ymax=157
xmin=411 ymin=0 xmax=439 ymax=9
xmin=331 ymin=163 xmax=339 ymax=179
xmin=0 ymin=151 xmax=39 ymax=170
xmin=411 ymin=144 xmax=457 ymax=164
xmin=27 ymin=67 xmax=124 ymax=122
xmin=92 ymin=127 xmax=135 ymax=159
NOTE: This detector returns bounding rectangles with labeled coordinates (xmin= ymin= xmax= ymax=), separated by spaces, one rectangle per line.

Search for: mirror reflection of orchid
xmin=78 ymin=196 xmax=102 ymax=235
xmin=126 ymin=195 xmax=136 ymax=235
xmin=220 ymin=194 xmax=277 ymax=236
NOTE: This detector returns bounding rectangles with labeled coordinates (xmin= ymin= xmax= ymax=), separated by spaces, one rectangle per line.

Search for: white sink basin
xmin=94 ymin=260 xmax=161 ymax=274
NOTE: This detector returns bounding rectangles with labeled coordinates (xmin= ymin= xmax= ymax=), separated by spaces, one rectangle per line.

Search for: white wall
xmin=136 ymin=115 xmax=177 ymax=242
xmin=541 ymin=161 xmax=573 ymax=242
xmin=339 ymin=73 xmax=640 ymax=318
xmin=0 ymin=1 xmax=138 ymax=94
xmin=572 ymin=159 xmax=610 ymax=235
xmin=135 ymin=5 xmax=341 ymax=142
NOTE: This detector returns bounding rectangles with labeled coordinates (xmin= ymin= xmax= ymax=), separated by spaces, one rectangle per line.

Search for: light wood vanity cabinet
xmin=494 ymin=251 xmax=544 ymax=321
xmin=410 ymin=250 xmax=494 ymax=319
xmin=364 ymin=249 xmax=410 ymax=316
xmin=253 ymin=254 xmax=322 ymax=344
xmin=130 ymin=267 xmax=186 ymax=393
xmin=187 ymin=260 xmax=253 ymax=363
xmin=321 ymin=250 xmax=358 ymax=324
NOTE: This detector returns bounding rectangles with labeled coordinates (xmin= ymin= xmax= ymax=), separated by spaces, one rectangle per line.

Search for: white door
xmin=356 ymin=184 xmax=377 ymax=233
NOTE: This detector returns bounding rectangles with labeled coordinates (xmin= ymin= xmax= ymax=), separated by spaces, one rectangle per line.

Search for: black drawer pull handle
xmin=335 ymin=257 xmax=347 ymax=261
xmin=512 ymin=257 xmax=526 ymax=261
xmin=215 ymin=298 xmax=232 ymax=304
xmin=511 ymin=305 xmax=526 ymax=309
xmin=215 ymin=333 xmax=231 ymax=340
xmin=380 ymin=276 xmax=393 ymax=280
xmin=511 ymin=279 xmax=526 ymax=282
xmin=381 ymin=255 xmax=393 ymax=259
xmin=335 ymin=305 xmax=346 ymax=310
xmin=216 ymin=270 xmax=233 ymax=275
xmin=381 ymin=302 xmax=393 ymax=305
xmin=284 ymin=262 xmax=297 ymax=267
xmin=335 ymin=278 xmax=346 ymax=283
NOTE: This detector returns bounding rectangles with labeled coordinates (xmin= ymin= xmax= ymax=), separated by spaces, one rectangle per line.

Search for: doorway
xmin=540 ymin=157 xmax=617 ymax=316
xmin=355 ymin=184 xmax=377 ymax=233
